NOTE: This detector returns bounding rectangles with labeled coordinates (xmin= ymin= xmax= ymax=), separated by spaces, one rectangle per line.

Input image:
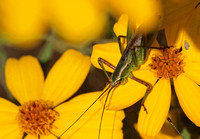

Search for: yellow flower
xmin=138 ymin=7 xmax=200 ymax=136
xmin=91 ymin=14 xmax=200 ymax=136
xmin=0 ymin=0 xmax=107 ymax=48
xmin=46 ymin=0 xmax=107 ymax=44
xmin=0 ymin=0 xmax=47 ymax=48
xmin=0 ymin=49 xmax=125 ymax=138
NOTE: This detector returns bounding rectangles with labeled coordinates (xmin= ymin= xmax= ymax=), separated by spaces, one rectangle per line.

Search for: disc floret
xmin=149 ymin=48 xmax=184 ymax=79
xmin=17 ymin=100 xmax=59 ymax=136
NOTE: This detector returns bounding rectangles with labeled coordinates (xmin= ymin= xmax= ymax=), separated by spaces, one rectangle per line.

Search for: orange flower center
xmin=18 ymin=100 xmax=59 ymax=136
xmin=149 ymin=48 xmax=184 ymax=79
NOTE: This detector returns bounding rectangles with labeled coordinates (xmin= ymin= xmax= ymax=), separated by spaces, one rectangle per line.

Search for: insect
xmin=96 ymin=27 xmax=162 ymax=138
xmin=98 ymin=26 xmax=164 ymax=112
xmin=54 ymin=25 xmax=166 ymax=139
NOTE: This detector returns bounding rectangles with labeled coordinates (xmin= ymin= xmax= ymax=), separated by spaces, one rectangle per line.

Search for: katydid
xmin=96 ymin=28 xmax=162 ymax=139
xmin=98 ymin=28 xmax=162 ymax=112
xmin=54 ymin=29 xmax=163 ymax=139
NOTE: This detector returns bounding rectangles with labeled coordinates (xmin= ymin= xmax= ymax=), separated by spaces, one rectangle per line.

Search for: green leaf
xmin=0 ymin=48 xmax=12 ymax=98
xmin=181 ymin=128 xmax=191 ymax=139
xmin=0 ymin=48 xmax=7 ymax=85
xmin=38 ymin=41 xmax=53 ymax=64
xmin=0 ymin=48 xmax=7 ymax=66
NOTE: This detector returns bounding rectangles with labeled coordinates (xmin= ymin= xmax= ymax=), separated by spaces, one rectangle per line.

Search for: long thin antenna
xmin=167 ymin=117 xmax=184 ymax=139
xmin=98 ymin=86 xmax=114 ymax=139
xmin=59 ymin=84 xmax=112 ymax=138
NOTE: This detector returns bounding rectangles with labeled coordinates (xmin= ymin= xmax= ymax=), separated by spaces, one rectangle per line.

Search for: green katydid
xmin=98 ymin=26 xmax=163 ymax=112
xmin=54 ymin=25 xmax=166 ymax=139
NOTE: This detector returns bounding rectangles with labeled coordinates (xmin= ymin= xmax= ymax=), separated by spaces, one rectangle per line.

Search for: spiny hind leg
xmin=118 ymin=35 xmax=127 ymax=54
xmin=98 ymin=57 xmax=116 ymax=81
xmin=140 ymin=85 xmax=153 ymax=114
xmin=129 ymin=73 xmax=153 ymax=114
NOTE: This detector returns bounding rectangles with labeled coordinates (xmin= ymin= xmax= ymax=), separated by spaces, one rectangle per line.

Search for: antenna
xmin=98 ymin=86 xmax=114 ymax=139
xmin=48 ymin=129 xmax=60 ymax=139
xmin=167 ymin=117 xmax=184 ymax=139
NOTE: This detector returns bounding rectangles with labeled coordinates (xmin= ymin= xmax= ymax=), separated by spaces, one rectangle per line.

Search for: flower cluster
xmin=0 ymin=0 xmax=200 ymax=138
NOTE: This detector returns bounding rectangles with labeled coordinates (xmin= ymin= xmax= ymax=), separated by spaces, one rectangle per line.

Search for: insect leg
xmin=98 ymin=57 xmax=116 ymax=81
xmin=118 ymin=35 xmax=127 ymax=54
xmin=129 ymin=73 xmax=152 ymax=113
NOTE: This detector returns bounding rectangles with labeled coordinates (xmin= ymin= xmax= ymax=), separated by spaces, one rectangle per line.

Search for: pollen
xmin=149 ymin=48 xmax=184 ymax=79
xmin=17 ymin=100 xmax=59 ymax=136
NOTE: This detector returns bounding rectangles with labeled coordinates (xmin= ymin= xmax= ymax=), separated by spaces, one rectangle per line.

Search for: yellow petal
xmin=138 ymin=79 xmax=171 ymax=136
xmin=40 ymin=134 xmax=55 ymax=139
xmin=0 ymin=0 xmax=47 ymax=47
xmin=182 ymin=6 xmax=200 ymax=59
xmin=183 ymin=61 xmax=200 ymax=85
xmin=47 ymin=0 xmax=106 ymax=44
xmin=0 ymin=98 xmax=18 ymax=122
xmin=156 ymin=125 xmax=182 ymax=139
xmin=31 ymin=134 xmax=58 ymax=139
xmin=5 ymin=56 xmax=44 ymax=104
xmin=91 ymin=42 xmax=121 ymax=72
xmin=161 ymin=0 xmax=198 ymax=27
xmin=181 ymin=34 xmax=200 ymax=62
xmin=113 ymin=14 xmax=128 ymax=37
xmin=164 ymin=21 xmax=184 ymax=48
xmin=25 ymin=135 xmax=39 ymax=139
xmin=53 ymin=92 xmax=125 ymax=139
xmin=135 ymin=122 xmax=182 ymax=139
xmin=100 ymin=69 xmax=157 ymax=110
xmin=0 ymin=124 xmax=22 ymax=139
xmin=173 ymin=74 xmax=200 ymax=126
xmin=107 ymin=0 xmax=160 ymax=32
xmin=0 ymin=98 xmax=22 ymax=138
xmin=42 ymin=49 xmax=91 ymax=106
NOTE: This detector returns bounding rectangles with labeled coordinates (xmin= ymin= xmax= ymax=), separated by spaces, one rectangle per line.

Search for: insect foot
xmin=141 ymin=103 xmax=148 ymax=114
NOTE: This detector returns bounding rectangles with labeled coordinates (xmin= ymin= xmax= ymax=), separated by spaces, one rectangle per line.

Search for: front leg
xmin=118 ymin=35 xmax=127 ymax=54
xmin=98 ymin=57 xmax=116 ymax=82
